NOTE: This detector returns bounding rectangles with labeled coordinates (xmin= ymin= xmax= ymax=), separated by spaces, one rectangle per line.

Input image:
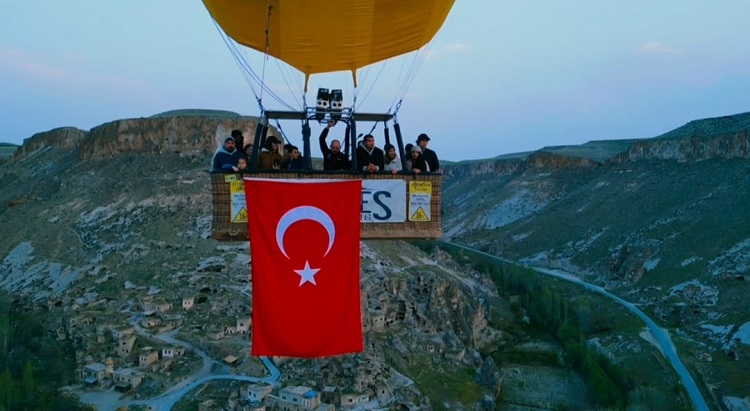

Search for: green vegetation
xmin=0 ymin=293 xmax=92 ymax=411
xmin=395 ymin=352 xmax=483 ymax=410
xmin=411 ymin=241 xmax=685 ymax=410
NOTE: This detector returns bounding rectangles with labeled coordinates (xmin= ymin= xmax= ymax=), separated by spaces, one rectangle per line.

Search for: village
xmin=57 ymin=248 xmax=471 ymax=410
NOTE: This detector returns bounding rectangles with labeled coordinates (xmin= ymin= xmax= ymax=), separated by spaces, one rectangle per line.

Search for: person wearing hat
xmin=383 ymin=143 xmax=402 ymax=174
xmin=258 ymin=135 xmax=283 ymax=170
xmin=409 ymin=144 xmax=429 ymax=174
xmin=211 ymin=136 xmax=244 ymax=172
xmin=416 ymin=133 xmax=439 ymax=172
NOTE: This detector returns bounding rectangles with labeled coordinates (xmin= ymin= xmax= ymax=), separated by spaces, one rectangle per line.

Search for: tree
xmin=21 ymin=360 xmax=36 ymax=409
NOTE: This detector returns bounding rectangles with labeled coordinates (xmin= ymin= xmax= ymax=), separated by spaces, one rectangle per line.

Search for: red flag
xmin=244 ymin=178 xmax=363 ymax=357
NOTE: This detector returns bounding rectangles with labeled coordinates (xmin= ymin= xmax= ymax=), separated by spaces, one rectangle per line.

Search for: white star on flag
xmin=294 ymin=261 xmax=320 ymax=286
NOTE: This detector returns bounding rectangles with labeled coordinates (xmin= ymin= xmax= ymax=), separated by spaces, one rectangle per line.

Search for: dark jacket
xmin=421 ymin=147 xmax=440 ymax=172
xmin=283 ymin=156 xmax=305 ymax=170
xmin=211 ymin=147 xmax=243 ymax=172
xmin=356 ymin=145 xmax=385 ymax=172
xmin=318 ymin=128 xmax=351 ymax=170
xmin=410 ymin=154 xmax=429 ymax=173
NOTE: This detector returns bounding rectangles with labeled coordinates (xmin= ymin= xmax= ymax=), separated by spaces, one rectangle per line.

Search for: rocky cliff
xmin=10 ymin=110 xmax=278 ymax=162
xmin=445 ymin=111 xmax=750 ymax=177
xmin=13 ymin=127 xmax=87 ymax=159
xmin=79 ymin=116 xmax=265 ymax=160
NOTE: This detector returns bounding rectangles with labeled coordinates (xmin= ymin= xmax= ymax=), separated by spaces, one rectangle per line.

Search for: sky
xmin=2 ymin=1 xmax=750 ymax=161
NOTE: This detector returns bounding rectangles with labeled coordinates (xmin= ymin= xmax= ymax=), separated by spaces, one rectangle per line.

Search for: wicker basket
xmin=210 ymin=171 xmax=442 ymax=241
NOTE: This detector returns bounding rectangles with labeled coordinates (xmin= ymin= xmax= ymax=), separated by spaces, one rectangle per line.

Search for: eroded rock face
xmin=79 ymin=116 xmax=266 ymax=160
xmin=475 ymin=356 xmax=502 ymax=395
xmin=14 ymin=127 xmax=87 ymax=159
xmin=10 ymin=112 xmax=281 ymax=162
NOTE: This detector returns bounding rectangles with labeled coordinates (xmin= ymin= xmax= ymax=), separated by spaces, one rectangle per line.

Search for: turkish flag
xmin=244 ymin=178 xmax=363 ymax=357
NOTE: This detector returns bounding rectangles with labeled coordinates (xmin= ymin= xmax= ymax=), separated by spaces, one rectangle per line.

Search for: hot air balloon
xmin=204 ymin=0 xmax=454 ymax=241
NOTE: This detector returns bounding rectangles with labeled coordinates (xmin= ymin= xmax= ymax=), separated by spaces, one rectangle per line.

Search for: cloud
xmin=639 ymin=41 xmax=682 ymax=55
xmin=0 ymin=47 xmax=149 ymax=97
xmin=426 ymin=42 xmax=469 ymax=60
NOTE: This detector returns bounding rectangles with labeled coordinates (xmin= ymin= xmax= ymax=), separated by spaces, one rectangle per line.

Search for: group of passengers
xmin=211 ymin=129 xmax=303 ymax=173
xmin=211 ymin=122 xmax=439 ymax=174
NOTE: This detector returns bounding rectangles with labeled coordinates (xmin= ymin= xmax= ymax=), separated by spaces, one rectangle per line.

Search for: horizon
xmin=3 ymin=107 xmax=749 ymax=163
xmin=2 ymin=1 xmax=750 ymax=161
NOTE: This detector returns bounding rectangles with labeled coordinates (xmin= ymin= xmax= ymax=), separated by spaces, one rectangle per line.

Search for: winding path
xmin=444 ymin=241 xmax=710 ymax=411
xmin=78 ymin=315 xmax=281 ymax=411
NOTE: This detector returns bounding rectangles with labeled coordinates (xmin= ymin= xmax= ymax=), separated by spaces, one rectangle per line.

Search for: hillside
xmin=0 ymin=142 xmax=18 ymax=160
xmin=443 ymin=111 xmax=750 ymax=407
xmin=2 ymin=109 xmax=749 ymax=410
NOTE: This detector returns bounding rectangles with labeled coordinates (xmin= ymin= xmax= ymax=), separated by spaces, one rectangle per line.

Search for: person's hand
xmin=232 ymin=166 xmax=239 ymax=172
xmin=273 ymin=163 xmax=280 ymax=170
xmin=412 ymin=168 xmax=421 ymax=174
xmin=327 ymin=120 xmax=336 ymax=128
xmin=391 ymin=169 xmax=398 ymax=174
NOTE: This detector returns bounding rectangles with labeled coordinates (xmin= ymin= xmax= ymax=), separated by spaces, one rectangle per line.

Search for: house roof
xmin=84 ymin=362 xmax=106 ymax=372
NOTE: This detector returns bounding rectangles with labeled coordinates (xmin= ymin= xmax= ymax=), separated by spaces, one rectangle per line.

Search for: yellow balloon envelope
xmin=202 ymin=0 xmax=455 ymax=86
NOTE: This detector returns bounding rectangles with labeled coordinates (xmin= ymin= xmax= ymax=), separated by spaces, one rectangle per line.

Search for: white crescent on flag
xmin=275 ymin=205 xmax=336 ymax=259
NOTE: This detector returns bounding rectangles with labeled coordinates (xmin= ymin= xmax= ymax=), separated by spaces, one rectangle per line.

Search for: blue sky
xmin=2 ymin=1 xmax=750 ymax=161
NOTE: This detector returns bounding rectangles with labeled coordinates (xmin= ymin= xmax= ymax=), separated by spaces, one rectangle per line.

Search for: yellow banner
xmin=408 ymin=181 xmax=431 ymax=222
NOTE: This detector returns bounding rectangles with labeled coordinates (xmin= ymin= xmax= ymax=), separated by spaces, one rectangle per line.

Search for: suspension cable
xmin=211 ymin=17 xmax=297 ymax=112
xmin=259 ymin=2 xmax=273 ymax=105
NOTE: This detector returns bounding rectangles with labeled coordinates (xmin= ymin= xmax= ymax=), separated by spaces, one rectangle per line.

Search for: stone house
xmin=207 ymin=325 xmax=225 ymax=340
xmin=246 ymin=383 xmax=274 ymax=402
xmin=113 ymin=368 xmax=144 ymax=392
xmin=161 ymin=346 xmax=185 ymax=359
xmin=111 ymin=326 xmax=135 ymax=340
xmin=141 ymin=317 xmax=162 ymax=329
xmin=278 ymin=386 xmax=321 ymax=411
xmin=340 ymin=391 xmax=370 ymax=409
xmin=143 ymin=299 xmax=172 ymax=313
xmin=82 ymin=362 xmax=107 ymax=385
xmin=139 ymin=348 xmax=159 ymax=369
xmin=116 ymin=336 xmax=138 ymax=359
xmin=182 ymin=296 xmax=195 ymax=310
xmin=236 ymin=316 xmax=251 ymax=334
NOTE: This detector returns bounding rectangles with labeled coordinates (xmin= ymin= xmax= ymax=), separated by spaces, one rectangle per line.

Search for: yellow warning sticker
xmin=232 ymin=207 xmax=248 ymax=223
xmin=410 ymin=206 xmax=429 ymax=221
xmin=230 ymin=181 xmax=247 ymax=223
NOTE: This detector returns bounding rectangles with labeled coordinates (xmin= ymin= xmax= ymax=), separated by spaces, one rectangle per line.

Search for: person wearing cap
xmin=383 ymin=143 xmax=402 ymax=174
xmin=211 ymin=136 xmax=244 ymax=173
xmin=416 ymin=133 xmax=439 ymax=172
xmin=318 ymin=120 xmax=351 ymax=170
xmin=258 ymin=135 xmax=283 ymax=170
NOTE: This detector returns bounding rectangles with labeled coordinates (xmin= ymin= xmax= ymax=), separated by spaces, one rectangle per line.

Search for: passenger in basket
xmin=211 ymin=136 xmax=243 ymax=173
xmin=383 ymin=143 xmax=402 ymax=174
xmin=282 ymin=145 xmax=305 ymax=170
xmin=318 ymin=120 xmax=351 ymax=170
xmin=409 ymin=145 xmax=429 ymax=174
xmin=416 ymin=133 xmax=440 ymax=173
xmin=356 ymin=134 xmax=385 ymax=173
xmin=258 ymin=136 xmax=283 ymax=170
